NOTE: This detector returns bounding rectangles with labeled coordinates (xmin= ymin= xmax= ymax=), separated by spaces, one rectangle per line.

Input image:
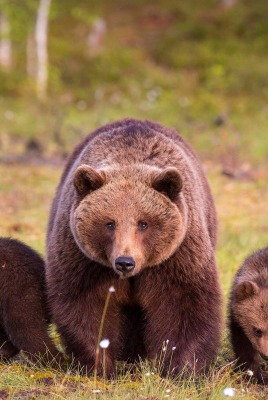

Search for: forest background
xmin=0 ymin=0 xmax=267 ymax=399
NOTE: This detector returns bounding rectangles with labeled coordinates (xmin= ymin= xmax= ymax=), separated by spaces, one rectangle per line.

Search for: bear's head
xmin=234 ymin=280 xmax=268 ymax=360
xmin=70 ymin=164 xmax=188 ymax=277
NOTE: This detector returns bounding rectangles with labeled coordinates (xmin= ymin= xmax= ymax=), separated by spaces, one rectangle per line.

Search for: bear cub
xmin=229 ymin=247 xmax=268 ymax=384
xmin=0 ymin=238 xmax=61 ymax=365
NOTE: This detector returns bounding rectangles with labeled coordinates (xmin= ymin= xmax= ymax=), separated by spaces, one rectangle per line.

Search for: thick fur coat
xmin=0 ymin=238 xmax=61 ymax=364
xmin=229 ymin=247 xmax=268 ymax=384
xmin=46 ymin=118 xmax=222 ymax=376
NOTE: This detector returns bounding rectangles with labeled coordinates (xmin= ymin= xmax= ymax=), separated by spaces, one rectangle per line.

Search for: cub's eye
xmin=253 ymin=327 xmax=263 ymax=338
xmin=106 ymin=222 xmax=116 ymax=231
xmin=138 ymin=221 xmax=148 ymax=231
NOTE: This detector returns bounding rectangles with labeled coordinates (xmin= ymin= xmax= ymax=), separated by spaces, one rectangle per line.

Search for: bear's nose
xmin=115 ymin=256 xmax=135 ymax=274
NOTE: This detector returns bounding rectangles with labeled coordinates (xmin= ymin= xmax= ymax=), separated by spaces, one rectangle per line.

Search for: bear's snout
xmin=115 ymin=256 xmax=135 ymax=276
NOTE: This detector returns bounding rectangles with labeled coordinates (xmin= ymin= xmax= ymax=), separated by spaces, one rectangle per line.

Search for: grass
xmin=0 ymin=357 xmax=266 ymax=399
xmin=0 ymin=164 xmax=61 ymax=254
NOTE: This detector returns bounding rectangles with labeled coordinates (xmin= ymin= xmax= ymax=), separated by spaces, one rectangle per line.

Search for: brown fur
xmin=0 ymin=238 xmax=62 ymax=365
xmin=229 ymin=247 xmax=268 ymax=384
xmin=46 ymin=118 xmax=222 ymax=377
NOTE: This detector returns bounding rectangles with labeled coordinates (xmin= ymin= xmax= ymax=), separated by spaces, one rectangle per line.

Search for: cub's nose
xmin=115 ymin=256 xmax=135 ymax=274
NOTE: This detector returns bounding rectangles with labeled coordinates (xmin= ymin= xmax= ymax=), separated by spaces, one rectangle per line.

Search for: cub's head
xmin=70 ymin=164 xmax=188 ymax=277
xmin=234 ymin=280 xmax=268 ymax=360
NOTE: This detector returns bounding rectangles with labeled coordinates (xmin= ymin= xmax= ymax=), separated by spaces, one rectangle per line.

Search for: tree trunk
xmin=27 ymin=33 xmax=36 ymax=79
xmin=0 ymin=12 xmax=12 ymax=71
xmin=35 ymin=0 xmax=51 ymax=100
xmin=87 ymin=18 xmax=106 ymax=58
xmin=219 ymin=0 xmax=237 ymax=8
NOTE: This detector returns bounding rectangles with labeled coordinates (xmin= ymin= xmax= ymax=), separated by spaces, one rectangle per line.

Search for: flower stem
xmin=94 ymin=291 xmax=112 ymax=385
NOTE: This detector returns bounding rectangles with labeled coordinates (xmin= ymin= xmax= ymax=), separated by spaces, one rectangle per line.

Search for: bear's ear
xmin=152 ymin=167 xmax=182 ymax=201
xmin=73 ymin=165 xmax=106 ymax=197
xmin=235 ymin=280 xmax=259 ymax=301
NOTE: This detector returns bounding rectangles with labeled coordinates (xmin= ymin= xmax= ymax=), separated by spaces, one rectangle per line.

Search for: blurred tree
xmin=0 ymin=0 xmax=40 ymax=92
xmin=87 ymin=17 xmax=106 ymax=58
xmin=0 ymin=11 xmax=12 ymax=70
xmin=35 ymin=0 xmax=51 ymax=100
xmin=27 ymin=31 xmax=36 ymax=80
xmin=219 ymin=0 xmax=237 ymax=8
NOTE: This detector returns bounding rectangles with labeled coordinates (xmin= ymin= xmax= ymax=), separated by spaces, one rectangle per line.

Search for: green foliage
xmin=1 ymin=0 xmax=268 ymax=101
xmin=0 ymin=0 xmax=267 ymax=164
xmin=2 ymin=0 xmax=37 ymax=41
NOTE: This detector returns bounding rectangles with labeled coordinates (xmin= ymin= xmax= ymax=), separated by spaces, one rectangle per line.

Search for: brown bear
xmin=0 ymin=237 xmax=61 ymax=365
xmin=46 ymin=118 xmax=222 ymax=377
xmin=229 ymin=247 xmax=268 ymax=384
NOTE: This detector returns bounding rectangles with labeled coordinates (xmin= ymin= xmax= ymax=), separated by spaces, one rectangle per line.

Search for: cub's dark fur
xmin=0 ymin=238 xmax=61 ymax=364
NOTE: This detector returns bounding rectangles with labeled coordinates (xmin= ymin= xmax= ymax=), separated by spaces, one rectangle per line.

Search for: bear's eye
xmin=138 ymin=221 xmax=148 ymax=231
xmin=253 ymin=327 xmax=263 ymax=338
xmin=106 ymin=221 xmax=116 ymax=231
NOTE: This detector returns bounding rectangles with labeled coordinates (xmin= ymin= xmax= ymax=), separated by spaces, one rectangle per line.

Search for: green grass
xmin=0 ymin=357 xmax=266 ymax=399
xmin=0 ymin=164 xmax=61 ymax=254
xmin=1 ymin=95 xmax=267 ymax=166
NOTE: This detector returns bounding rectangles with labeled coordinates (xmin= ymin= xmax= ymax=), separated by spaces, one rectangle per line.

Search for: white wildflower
xmin=99 ymin=338 xmax=110 ymax=349
xmin=172 ymin=346 xmax=176 ymax=351
xmin=109 ymin=286 xmax=115 ymax=293
xmin=145 ymin=372 xmax=151 ymax=376
xmin=166 ymin=388 xmax=171 ymax=393
xmin=223 ymin=387 xmax=235 ymax=397
xmin=247 ymin=369 xmax=254 ymax=376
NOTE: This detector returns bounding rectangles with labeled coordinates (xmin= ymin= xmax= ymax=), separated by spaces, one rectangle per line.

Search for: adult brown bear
xmin=46 ymin=118 xmax=222 ymax=377
xmin=0 ymin=238 xmax=61 ymax=364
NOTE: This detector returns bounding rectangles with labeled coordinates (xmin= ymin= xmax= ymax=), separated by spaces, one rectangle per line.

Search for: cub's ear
xmin=152 ymin=167 xmax=182 ymax=201
xmin=235 ymin=280 xmax=259 ymax=301
xmin=73 ymin=165 xmax=106 ymax=197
